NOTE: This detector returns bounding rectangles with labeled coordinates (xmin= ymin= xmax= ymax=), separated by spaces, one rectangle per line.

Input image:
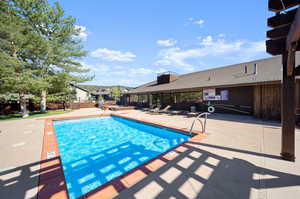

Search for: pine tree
xmin=0 ymin=0 xmax=92 ymax=116
xmin=14 ymin=0 xmax=92 ymax=112
xmin=0 ymin=0 xmax=47 ymax=117
xmin=111 ymin=86 xmax=121 ymax=101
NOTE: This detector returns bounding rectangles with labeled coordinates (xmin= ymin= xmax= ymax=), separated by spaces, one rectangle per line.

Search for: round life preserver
xmin=208 ymin=106 xmax=215 ymax=113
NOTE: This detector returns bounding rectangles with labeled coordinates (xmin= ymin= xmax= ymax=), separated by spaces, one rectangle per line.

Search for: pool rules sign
xmin=266 ymin=0 xmax=300 ymax=161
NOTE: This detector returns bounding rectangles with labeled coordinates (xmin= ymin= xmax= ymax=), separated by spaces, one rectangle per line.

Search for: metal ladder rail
xmin=189 ymin=112 xmax=210 ymax=134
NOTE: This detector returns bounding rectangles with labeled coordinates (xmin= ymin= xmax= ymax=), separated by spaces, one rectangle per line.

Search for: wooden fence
xmin=0 ymin=101 xmax=98 ymax=114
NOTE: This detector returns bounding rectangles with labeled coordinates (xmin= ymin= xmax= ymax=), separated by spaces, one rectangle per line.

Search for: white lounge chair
xmin=168 ymin=110 xmax=181 ymax=115
xmin=158 ymin=105 xmax=171 ymax=113
xmin=142 ymin=105 xmax=155 ymax=111
xmin=149 ymin=105 xmax=161 ymax=113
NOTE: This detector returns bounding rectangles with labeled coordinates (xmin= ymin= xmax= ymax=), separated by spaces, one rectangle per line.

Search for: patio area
xmin=0 ymin=108 xmax=299 ymax=199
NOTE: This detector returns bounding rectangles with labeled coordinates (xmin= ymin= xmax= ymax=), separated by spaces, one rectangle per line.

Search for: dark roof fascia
xmin=126 ymin=80 xmax=281 ymax=95
xmin=70 ymin=84 xmax=90 ymax=93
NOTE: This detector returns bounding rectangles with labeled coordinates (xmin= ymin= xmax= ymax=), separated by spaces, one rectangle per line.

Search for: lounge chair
xmin=186 ymin=106 xmax=199 ymax=117
xmin=142 ymin=105 xmax=155 ymax=111
xmin=149 ymin=105 xmax=161 ymax=113
xmin=158 ymin=105 xmax=171 ymax=114
xmin=151 ymin=105 xmax=171 ymax=114
xmin=186 ymin=111 xmax=199 ymax=117
xmin=168 ymin=110 xmax=182 ymax=115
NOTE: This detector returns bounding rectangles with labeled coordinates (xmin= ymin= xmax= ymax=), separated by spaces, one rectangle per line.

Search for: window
xmin=244 ymin=65 xmax=248 ymax=74
xmin=176 ymin=92 xmax=202 ymax=103
xmin=254 ymin=63 xmax=257 ymax=74
xmin=138 ymin=94 xmax=148 ymax=103
xmin=161 ymin=93 xmax=173 ymax=105
xmin=130 ymin=95 xmax=138 ymax=102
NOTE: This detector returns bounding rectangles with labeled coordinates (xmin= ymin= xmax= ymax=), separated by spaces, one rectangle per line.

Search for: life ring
xmin=208 ymin=106 xmax=215 ymax=113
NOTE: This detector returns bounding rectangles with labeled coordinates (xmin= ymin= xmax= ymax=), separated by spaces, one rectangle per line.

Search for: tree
xmin=47 ymin=73 xmax=77 ymax=110
xmin=0 ymin=0 xmax=92 ymax=116
xmin=111 ymin=86 xmax=121 ymax=101
xmin=13 ymin=0 xmax=92 ymax=112
xmin=0 ymin=0 xmax=47 ymax=117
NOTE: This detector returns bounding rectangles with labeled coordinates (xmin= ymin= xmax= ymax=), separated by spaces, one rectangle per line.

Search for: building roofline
xmin=126 ymin=55 xmax=288 ymax=95
xmin=178 ymin=55 xmax=279 ymax=78
xmin=70 ymin=83 xmax=90 ymax=93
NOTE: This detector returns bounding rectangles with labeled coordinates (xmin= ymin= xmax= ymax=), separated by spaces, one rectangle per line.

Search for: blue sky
xmin=54 ymin=0 xmax=272 ymax=87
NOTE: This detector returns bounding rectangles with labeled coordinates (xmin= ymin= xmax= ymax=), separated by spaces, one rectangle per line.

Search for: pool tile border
xmin=38 ymin=113 xmax=206 ymax=199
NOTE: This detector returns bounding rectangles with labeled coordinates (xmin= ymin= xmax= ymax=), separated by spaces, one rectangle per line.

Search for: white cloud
xmin=156 ymin=68 xmax=168 ymax=73
xmin=74 ymin=25 xmax=88 ymax=41
xmin=194 ymin=19 xmax=204 ymax=25
xmin=111 ymin=67 xmax=153 ymax=76
xmin=113 ymin=65 xmax=124 ymax=70
xmin=96 ymin=78 xmax=137 ymax=86
xmin=82 ymin=63 xmax=153 ymax=77
xmin=130 ymin=67 xmax=153 ymax=75
xmin=188 ymin=18 xmax=205 ymax=26
xmin=80 ymin=62 xmax=109 ymax=73
xmin=155 ymin=47 xmax=201 ymax=71
xmin=155 ymin=35 xmax=265 ymax=71
xmin=200 ymin=35 xmax=213 ymax=46
xmin=246 ymin=41 xmax=265 ymax=53
xmin=80 ymin=61 xmax=155 ymax=86
xmin=157 ymin=39 xmax=177 ymax=47
xmin=91 ymin=48 xmax=136 ymax=62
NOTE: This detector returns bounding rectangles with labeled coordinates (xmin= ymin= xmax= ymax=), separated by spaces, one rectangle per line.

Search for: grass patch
xmin=0 ymin=109 xmax=73 ymax=121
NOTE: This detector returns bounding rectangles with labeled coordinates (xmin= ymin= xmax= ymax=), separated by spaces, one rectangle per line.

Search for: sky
xmin=52 ymin=0 xmax=273 ymax=87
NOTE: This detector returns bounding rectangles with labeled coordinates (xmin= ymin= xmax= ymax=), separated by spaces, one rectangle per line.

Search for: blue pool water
xmin=53 ymin=116 xmax=190 ymax=199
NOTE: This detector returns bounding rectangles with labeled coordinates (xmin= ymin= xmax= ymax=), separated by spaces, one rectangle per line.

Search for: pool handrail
xmin=189 ymin=112 xmax=210 ymax=134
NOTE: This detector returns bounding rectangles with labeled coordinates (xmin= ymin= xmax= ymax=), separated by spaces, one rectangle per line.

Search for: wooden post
xmin=281 ymin=51 xmax=296 ymax=161
xmin=174 ymin=93 xmax=177 ymax=104
xmin=149 ymin=94 xmax=152 ymax=106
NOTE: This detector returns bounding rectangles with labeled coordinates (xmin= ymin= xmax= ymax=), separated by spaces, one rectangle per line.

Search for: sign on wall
xmin=203 ymin=89 xmax=216 ymax=101
xmin=220 ymin=90 xmax=229 ymax=101
xmin=203 ymin=89 xmax=228 ymax=101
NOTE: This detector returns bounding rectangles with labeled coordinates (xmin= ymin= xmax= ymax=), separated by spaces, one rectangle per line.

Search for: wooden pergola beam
xmin=266 ymin=38 xmax=286 ymax=55
xmin=281 ymin=52 xmax=296 ymax=161
xmin=266 ymin=37 xmax=300 ymax=55
xmin=267 ymin=1 xmax=300 ymax=161
xmin=267 ymin=24 xmax=291 ymax=40
xmin=269 ymin=0 xmax=300 ymax=12
xmin=268 ymin=8 xmax=297 ymax=28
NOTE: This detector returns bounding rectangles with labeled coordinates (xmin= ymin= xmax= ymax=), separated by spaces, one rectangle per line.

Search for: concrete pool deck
xmin=0 ymin=108 xmax=299 ymax=199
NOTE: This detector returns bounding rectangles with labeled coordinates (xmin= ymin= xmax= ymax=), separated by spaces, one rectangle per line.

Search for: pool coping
xmin=37 ymin=113 xmax=207 ymax=199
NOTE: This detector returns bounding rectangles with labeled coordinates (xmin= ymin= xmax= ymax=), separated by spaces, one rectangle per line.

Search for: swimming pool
xmin=53 ymin=116 xmax=190 ymax=199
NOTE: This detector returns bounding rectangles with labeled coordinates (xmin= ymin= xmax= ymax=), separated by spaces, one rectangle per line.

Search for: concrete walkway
xmin=0 ymin=108 xmax=104 ymax=199
xmin=116 ymin=111 xmax=300 ymax=199
xmin=0 ymin=108 xmax=299 ymax=199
